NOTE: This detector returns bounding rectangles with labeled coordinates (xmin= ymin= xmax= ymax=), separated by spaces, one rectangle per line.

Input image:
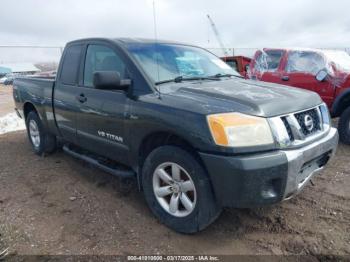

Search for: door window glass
xmin=285 ymin=51 xmax=326 ymax=75
xmin=84 ymin=45 xmax=126 ymax=87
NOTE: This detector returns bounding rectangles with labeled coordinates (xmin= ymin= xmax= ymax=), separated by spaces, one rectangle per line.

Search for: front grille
xmin=294 ymin=109 xmax=321 ymax=136
xmin=270 ymin=104 xmax=329 ymax=148
xmin=281 ymin=116 xmax=294 ymax=142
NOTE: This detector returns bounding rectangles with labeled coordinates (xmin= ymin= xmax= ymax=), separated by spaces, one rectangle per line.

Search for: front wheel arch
xmin=137 ymin=131 xmax=209 ymax=188
xmin=331 ymin=90 xmax=350 ymax=117
xmin=338 ymin=106 xmax=350 ymax=144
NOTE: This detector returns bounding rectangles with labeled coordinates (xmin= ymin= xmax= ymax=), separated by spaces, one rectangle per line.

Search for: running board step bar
xmin=63 ymin=145 xmax=135 ymax=178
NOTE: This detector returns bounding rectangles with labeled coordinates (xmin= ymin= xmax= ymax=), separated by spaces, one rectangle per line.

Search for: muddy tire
xmin=142 ymin=145 xmax=221 ymax=233
xmin=26 ymin=111 xmax=57 ymax=155
xmin=338 ymin=106 xmax=350 ymax=145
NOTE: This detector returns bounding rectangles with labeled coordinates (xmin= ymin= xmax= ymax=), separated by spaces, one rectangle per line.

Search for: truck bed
xmin=13 ymin=76 xmax=57 ymax=134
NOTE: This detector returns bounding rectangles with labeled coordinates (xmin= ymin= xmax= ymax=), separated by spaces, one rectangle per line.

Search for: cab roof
xmin=66 ymin=37 xmax=191 ymax=47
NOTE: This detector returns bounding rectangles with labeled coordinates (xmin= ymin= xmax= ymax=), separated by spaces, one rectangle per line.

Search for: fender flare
xmin=23 ymin=101 xmax=49 ymax=131
xmin=331 ymin=88 xmax=350 ymax=117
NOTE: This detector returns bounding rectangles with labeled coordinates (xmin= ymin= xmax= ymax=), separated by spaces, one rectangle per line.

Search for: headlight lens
xmin=207 ymin=112 xmax=274 ymax=147
xmin=319 ymin=103 xmax=331 ymax=130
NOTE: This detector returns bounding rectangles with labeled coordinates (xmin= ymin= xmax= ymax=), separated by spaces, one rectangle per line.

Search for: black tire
xmin=338 ymin=106 xmax=350 ymax=145
xmin=26 ymin=111 xmax=57 ymax=155
xmin=142 ymin=145 xmax=221 ymax=233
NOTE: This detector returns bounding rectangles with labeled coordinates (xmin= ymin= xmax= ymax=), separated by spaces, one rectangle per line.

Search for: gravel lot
xmin=0 ymin=85 xmax=349 ymax=257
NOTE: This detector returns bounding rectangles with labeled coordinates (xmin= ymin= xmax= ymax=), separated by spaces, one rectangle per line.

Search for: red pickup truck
xmin=249 ymin=48 xmax=350 ymax=144
xmin=221 ymin=56 xmax=251 ymax=78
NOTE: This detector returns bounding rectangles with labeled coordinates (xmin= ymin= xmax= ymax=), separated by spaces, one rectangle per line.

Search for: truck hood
xmin=163 ymin=78 xmax=322 ymax=117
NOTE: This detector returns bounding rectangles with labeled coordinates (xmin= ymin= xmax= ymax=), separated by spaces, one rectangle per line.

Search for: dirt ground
xmin=0 ymin=85 xmax=349 ymax=257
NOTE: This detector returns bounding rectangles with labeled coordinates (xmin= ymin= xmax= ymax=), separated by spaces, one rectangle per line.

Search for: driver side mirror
xmin=316 ymin=69 xmax=328 ymax=82
xmin=93 ymin=71 xmax=131 ymax=90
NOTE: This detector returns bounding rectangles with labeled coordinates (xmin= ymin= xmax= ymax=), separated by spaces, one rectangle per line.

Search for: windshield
xmin=322 ymin=50 xmax=350 ymax=72
xmin=127 ymin=43 xmax=240 ymax=83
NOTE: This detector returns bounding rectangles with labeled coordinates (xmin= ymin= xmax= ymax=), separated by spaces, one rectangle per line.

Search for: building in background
xmin=0 ymin=63 xmax=40 ymax=77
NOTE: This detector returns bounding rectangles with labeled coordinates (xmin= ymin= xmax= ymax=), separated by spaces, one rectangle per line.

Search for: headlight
xmin=319 ymin=103 xmax=331 ymax=130
xmin=207 ymin=112 xmax=274 ymax=147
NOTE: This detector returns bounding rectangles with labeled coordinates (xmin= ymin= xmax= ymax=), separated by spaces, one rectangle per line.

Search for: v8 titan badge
xmin=98 ymin=130 xmax=123 ymax=143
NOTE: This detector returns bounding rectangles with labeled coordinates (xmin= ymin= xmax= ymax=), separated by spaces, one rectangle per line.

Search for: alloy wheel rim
xmin=29 ymin=120 xmax=40 ymax=148
xmin=152 ymin=162 xmax=197 ymax=217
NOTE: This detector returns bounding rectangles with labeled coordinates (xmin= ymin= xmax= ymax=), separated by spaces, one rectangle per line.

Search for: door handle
xmin=76 ymin=93 xmax=87 ymax=103
xmin=281 ymin=76 xmax=290 ymax=81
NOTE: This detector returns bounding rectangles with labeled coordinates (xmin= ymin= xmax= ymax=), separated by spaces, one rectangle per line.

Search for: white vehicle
xmin=0 ymin=76 xmax=8 ymax=84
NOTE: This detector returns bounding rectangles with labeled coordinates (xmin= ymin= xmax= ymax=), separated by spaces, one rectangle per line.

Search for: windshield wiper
xmin=155 ymin=75 xmax=220 ymax=85
xmin=212 ymin=73 xmax=244 ymax=79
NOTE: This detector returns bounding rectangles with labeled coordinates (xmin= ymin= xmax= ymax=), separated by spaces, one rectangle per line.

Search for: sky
xmin=1 ymin=0 xmax=350 ymax=63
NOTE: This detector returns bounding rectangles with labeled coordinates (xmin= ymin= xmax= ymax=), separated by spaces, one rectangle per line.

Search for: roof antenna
xmin=152 ymin=0 xmax=161 ymax=98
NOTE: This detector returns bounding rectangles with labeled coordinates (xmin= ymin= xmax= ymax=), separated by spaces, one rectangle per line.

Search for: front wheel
xmin=338 ymin=106 xmax=350 ymax=145
xmin=142 ymin=146 xmax=221 ymax=233
xmin=26 ymin=111 xmax=57 ymax=155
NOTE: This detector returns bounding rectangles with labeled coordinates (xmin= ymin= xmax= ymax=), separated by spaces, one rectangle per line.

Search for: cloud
xmin=0 ymin=0 xmax=349 ymax=62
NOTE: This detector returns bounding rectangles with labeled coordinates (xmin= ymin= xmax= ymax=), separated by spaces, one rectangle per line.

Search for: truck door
xmin=75 ymin=44 xmax=130 ymax=165
xmin=53 ymin=44 xmax=83 ymax=144
xmin=282 ymin=51 xmax=333 ymax=105
xmin=250 ymin=50 xmax=284 ymax=84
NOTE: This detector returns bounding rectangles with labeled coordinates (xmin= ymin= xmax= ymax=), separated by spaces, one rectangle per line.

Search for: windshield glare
xmin=127 ymin=43 xmax=240 ymax=83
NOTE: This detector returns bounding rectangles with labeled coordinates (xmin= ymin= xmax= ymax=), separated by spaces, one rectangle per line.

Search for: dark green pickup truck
xmin=13 ymin=38 xmax=338 ymax=233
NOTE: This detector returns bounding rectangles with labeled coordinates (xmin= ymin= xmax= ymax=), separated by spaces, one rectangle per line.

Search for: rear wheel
xmin=142 ymin=146 xmax=221 ymax=233
xmin=338 ymin=106 xmax=350 ymax=145
xmin=26 ymin=111 xmax=57 ymax=155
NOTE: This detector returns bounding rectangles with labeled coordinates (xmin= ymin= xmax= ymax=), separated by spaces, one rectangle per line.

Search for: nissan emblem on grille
xmin=277 ymin=107 xmax=323 ymax=143
xmin=304 ymin=114 xmax=314 ymax=132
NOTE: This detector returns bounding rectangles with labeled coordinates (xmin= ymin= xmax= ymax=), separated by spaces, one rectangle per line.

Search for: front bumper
xmin=200 ymin=127 xmax=338 ymax=208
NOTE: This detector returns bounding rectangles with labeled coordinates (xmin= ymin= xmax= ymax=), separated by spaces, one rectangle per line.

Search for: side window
xmin=254 ymin=50 xmax=283 ymax=72
xmin=60 ymin=45 xmax=83 ymax=85
xmin=285 ymin=51 xmax=325 ymax=75
xmin=84 ymin=45 xmax=126 ymax=87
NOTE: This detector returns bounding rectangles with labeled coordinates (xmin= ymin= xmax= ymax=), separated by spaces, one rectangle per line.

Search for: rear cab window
xmin=60 ymin=44 xmax=83 ymax=85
